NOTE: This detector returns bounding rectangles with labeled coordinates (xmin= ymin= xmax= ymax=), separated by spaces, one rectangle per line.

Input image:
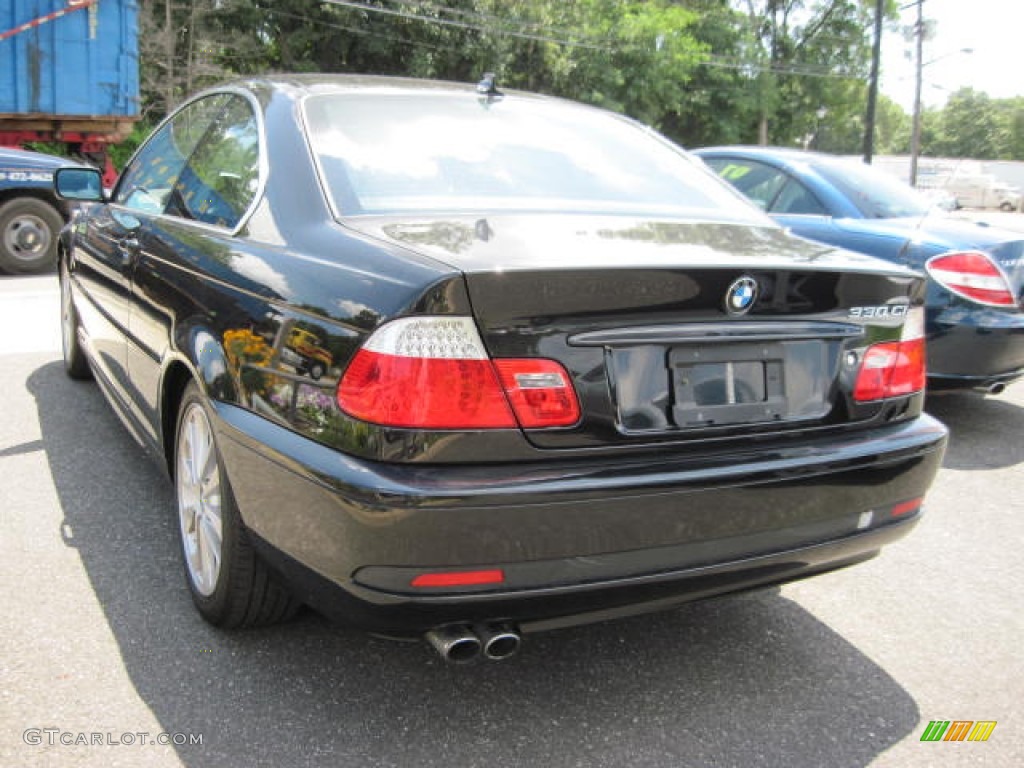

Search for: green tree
xmin=916 ymin=107 xmax=944 ymax=157
xmin=873 ymin=94 xmax=911 ymax=154
xmin=929 ymin=88 xmax=1001 ymax=159
xmin=139 ymin=0 xmax=235 ymax=117
xmin=131 ymin=0 xmax=888 ymax=157
xmin=992 ymin=97 xmax=1024 ymax=160
xmin=736 ymin=1 xmax=889 ymax=147
xmin=201 ymin=0 xmax=708 ymax=136
xmin=662 ymin=0 xmax=761 ymax=147
xmin=511 ymin=0 xmax=706 ymax=127
xmin=908 ymin=92 xmax=1024 ymax=161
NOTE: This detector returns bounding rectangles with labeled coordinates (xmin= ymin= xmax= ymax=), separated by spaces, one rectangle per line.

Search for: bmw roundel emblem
xmin=725 ymin=276 xmax=759 ymax=316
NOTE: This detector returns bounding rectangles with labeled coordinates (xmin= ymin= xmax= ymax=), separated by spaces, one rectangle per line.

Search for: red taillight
xmin=853 ymin=338 xmax=926 ymax=401
xmin=336 ymin=317 xmax=580 ymax=430
xmin=337 ymin=350 xmax=516 ymax=428
xmin=890 ymin=498 xmax=923 ymax=517
xmin=926 ymin=251 xmax=1017 ymax=307
xmin=410 ymin=569 xmax=505 ymax=588
xmin=493 ymin=359 xmax=580 ymax=428
xmin=853 ymin=307 xmax=927 ymax=402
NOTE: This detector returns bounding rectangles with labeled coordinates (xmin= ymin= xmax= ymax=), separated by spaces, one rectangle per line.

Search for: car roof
xmin=695 ymin=145 xmax=855 ymax=170
xmin=696 ymin=146 xmax=822 ymax=158
xmin=228 ymin=72 xmax=574 ymax=108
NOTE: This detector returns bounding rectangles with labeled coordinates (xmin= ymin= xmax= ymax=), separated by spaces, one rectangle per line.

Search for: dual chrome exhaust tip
xmin=425 ymin=623 xmax=521 ymax=663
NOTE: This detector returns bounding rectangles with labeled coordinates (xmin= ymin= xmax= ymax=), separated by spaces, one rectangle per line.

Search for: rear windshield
xmin=303 ymin=92 xmax=766 ymax=221
xmin=814 ymin=160 xmax=932 ymax=219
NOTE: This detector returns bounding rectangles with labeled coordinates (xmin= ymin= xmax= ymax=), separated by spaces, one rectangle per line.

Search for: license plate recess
xmin=670 ymin=340 xmax=829 ymax=428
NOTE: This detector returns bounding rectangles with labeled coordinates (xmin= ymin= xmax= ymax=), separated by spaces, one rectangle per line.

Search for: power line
xmin=389 ymin=0 xmax=866 ymax=58
xmin=173 ymin=1 xmax=866 ymax=84
xmin=385 ymin=0 xmax=591 ymax=40
xmin=701 ymin=53 xmax=863 ymax=80
xmin=320 ymin=0 xmax=607 ymax=49
xmin=320 ymin=0 xmax=861 ymax=79
xmin=273 ymin=7 xmax=452 ymax=53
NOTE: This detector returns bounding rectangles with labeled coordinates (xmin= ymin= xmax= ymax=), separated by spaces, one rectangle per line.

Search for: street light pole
xmin=909 ymin=42 xmax=974 ymax=187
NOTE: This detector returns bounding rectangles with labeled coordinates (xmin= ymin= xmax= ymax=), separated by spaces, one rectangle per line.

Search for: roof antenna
xmin=476 ymin=72 xmax=503 ymax=104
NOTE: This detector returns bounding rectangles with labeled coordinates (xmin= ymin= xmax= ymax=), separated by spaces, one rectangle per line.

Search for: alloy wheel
xmin=60 ymin=267 xmax=73 ymax=360
xmin=177 ymin=402 xmax=224 ymax=597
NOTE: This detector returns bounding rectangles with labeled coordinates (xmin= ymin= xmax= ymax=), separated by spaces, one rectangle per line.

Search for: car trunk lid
xmin=345 ymin=214 xmax=924 ymax=448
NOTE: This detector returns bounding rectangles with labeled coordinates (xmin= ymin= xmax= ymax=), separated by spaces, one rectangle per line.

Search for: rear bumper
xmin=927 ymin=305 xmax=1024 ymax=386
xmin=212 ymin=404 xmax=947 ymax=635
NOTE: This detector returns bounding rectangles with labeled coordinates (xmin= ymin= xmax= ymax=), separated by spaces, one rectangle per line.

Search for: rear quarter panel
xmin=127 ymin=207 xmax=463 ymax=462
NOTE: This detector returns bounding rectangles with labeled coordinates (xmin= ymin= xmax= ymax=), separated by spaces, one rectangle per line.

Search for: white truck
xmin=945 ymin=173 xmax=1022 ymax=211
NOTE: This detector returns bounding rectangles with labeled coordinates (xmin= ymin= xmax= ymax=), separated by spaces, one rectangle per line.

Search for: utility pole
xmin=862 ymin=0 xmax=884 ymax=164
xmin=909 ymin=0 xmax=925 ymax=187
xmin=164 ymin=0 xmax=175 ymax=115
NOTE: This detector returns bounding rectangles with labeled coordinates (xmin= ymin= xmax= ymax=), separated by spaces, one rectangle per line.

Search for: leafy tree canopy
xmin=127 ymin=1 xmax=1024 ymax=163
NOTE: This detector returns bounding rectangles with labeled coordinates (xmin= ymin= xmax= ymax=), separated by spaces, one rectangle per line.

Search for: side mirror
xmin=54 ymin=167 xmax=105 ymax=202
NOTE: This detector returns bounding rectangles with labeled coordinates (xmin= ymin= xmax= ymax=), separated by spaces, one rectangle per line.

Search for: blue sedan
xmin=696 ymin=146 xmax=1024 ymax=393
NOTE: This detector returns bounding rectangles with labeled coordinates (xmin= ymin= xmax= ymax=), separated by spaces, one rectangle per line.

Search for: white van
xmin=946 ymin=174 xmax=1022 ymax=211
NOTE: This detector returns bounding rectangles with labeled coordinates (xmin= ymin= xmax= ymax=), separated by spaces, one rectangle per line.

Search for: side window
xmin=772 ymin=179 xmax=828 ymax=216
xmin=115 ymin=95 xmax=229 ymax=214
xmin=704 ymin=158 xmax=787 ymax=212
xmin=165 ymin=95 xmax=260 ymax=229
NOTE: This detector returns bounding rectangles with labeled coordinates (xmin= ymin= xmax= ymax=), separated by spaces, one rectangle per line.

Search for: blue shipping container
xmin=0 ymin=0 xmax=139 ymax=118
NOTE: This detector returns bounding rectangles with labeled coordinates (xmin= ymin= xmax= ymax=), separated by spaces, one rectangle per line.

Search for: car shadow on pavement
xmin=926 ymin=392 xmax=1024 ymax=471
xmin=28 ymin=360 xmax=919 ymax=768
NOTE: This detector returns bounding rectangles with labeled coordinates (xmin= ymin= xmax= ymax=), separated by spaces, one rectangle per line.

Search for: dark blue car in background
xmin=0 ymin=147 xmax=84 ymax=274
xmin=697 ymin=147 xmax=1024 ymax=393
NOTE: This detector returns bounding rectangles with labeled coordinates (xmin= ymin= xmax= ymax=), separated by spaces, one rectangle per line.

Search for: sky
xmin=880 ymin=0 xmax=1023 ymax=111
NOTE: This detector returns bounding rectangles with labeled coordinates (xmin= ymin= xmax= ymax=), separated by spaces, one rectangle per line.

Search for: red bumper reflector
xmin=891 ymin=498 xmax=923 ymax=517
xmin=410 ymin=569 xmax=506 ymax=588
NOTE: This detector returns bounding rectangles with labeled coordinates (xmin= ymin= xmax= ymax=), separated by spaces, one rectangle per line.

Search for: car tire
xmin=1000 ymin=201 xmax=1015 ymax=212
xmin=0 ymin=197 xmax=63 ymax=274
xmin=59 ymin=261 xmax=92 ymax=380
xmin=308 ymin=362 xmax=325 ymax=380
xmin=175 ymin=381 xmax=299 ymax=627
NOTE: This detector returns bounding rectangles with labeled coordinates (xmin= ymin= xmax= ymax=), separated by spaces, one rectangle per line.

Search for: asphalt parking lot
xmin=1 ymin=273 xmax=1021 ymax=768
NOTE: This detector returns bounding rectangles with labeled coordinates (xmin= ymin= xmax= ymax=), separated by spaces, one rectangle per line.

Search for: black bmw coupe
xmin=54 ymin=75 xmax=947 ymax=662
